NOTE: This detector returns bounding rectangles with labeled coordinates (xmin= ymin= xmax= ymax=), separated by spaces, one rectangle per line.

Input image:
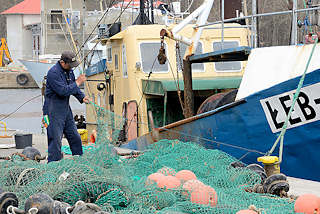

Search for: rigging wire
xmin=75 ymin=0 xmax=118 ymax=58
xmin=74 ymin=0 xmax=135 ymax=71
xmin=0 ymin=95 xmax=42 ymax=122
xmin=125 ymin=56 xmax=158 ymax=131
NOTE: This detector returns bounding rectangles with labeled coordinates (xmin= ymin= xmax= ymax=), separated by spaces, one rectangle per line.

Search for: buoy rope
xmin=267 ymin=39 xmax=319 ymax=162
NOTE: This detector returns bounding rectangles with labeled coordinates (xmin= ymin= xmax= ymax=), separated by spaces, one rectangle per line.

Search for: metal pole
xmin=150 ymin=0 xmax=154 ymax=24
xmin=197 ymin=7 xmax=320 ymax=28
xmin=163 ymin=92 xmax=167 ymax=126
xmin=252 ymin=0 xmax=257 ymax=48
xmin=291 ymin=0 xmax=298 ymax=45
xmin=221 ymin=0 xmax=224 ymax=49
xmin=82 ymin=0 xmax=86 ymax=70
xmin=182 ymin=58 xmax=194 ymax=118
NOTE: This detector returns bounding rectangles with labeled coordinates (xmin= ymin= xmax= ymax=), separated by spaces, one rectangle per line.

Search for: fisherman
xmin=43 ymin=51 xmax=90 ymax=162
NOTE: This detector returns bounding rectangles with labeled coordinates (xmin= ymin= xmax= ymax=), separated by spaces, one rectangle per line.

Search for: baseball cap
xmin=61 ymin=51 xmax=80 ymax=68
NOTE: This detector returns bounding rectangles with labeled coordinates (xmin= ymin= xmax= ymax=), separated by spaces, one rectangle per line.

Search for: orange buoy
xmin=294 ymin=194 xmax=320 ymax=214
xmin=236 ymin=210 xmax=257 ymax=214
xmin=146 ymin=173 xmax=165 ymax=186
xmin=175 ymin=170 xmax=197 ymax=183
xmin=183 ymin=179 xmax=205 ymax=192
xmin=157 ymin=175 xmax=181 ymax=190
xmin=190 ymin=186 xmax=217 ymax=207
xmin=157 ymin=167 xmax=177 ymax=176
xmin=182 ymin=180 xmax=205 ymax=198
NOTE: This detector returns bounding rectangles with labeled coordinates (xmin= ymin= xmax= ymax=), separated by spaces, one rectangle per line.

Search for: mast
xmin=133 ymin=0 xmax=152 ymax=24
xmin=150 ymin=0 xmax=155 ymax=24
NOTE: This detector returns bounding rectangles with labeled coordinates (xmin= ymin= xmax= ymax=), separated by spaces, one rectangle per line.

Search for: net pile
xmin=0 ymin=104 xmax=296 ymax=213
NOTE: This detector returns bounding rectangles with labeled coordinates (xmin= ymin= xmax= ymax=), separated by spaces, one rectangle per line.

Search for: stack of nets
xmin=0 ymin=104 xmax=296 ymax=213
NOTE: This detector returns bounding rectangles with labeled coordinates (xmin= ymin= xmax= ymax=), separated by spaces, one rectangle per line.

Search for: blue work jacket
xmin=43 ymin=62 xmax=85 ymax=119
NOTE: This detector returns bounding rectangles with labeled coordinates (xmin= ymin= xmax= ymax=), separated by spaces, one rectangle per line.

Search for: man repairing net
xmin=43 ymin=51 xmax=90 ymax=162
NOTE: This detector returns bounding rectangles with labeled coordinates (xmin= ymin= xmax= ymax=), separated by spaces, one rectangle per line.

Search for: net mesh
xmin=0 ymin=104 xmax=296 ymax=213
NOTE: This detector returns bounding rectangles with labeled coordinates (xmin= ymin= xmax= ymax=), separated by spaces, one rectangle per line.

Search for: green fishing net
xmin=0 ymin=104 xmax=296 ymax=213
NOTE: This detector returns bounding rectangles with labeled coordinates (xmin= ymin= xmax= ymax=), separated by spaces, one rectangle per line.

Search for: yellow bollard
xmin=257 ymin=156 xmax=280 ymax=177
xmin=0 ymin=121 xmax=12 ymax=138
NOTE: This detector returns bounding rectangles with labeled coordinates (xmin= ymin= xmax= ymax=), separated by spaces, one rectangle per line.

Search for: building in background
xmin=1 ymin=0 xmax=40 ymax=64
xmin=41 ymin=0 xmax=85 ymax=56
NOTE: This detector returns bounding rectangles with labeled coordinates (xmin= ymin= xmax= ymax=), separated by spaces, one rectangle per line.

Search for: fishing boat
xmin=85 ymin=23 xmax=250 ymax=141
xmin=123 ymin=42 xmax=320 ymax=182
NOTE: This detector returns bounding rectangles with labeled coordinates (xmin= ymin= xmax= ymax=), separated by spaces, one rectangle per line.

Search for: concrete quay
xmin=0 ymin=71 xmax=38 ymax=89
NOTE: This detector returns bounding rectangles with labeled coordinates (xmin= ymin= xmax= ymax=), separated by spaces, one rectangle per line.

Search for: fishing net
xmin=0 ymin=104 xmax=297 ymax=213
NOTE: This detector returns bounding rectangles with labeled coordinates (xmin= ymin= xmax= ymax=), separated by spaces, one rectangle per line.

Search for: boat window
xmin=107 ymin=46 xmax=112 ymax=62
xmin=178 ymin=42 xmax=204 ymax=72
xmin=114 ymin=54 xmax=119 ymax=70
xmin=122 ymin=44 xmax=128 ymax=78
xmin=97 ymin=94 xmax=101 ymax=106
xmin=50 ymin=10 xmax=63 ymax=30
xmin=213 ymin=41 xmax=241 ymax=72
xmin=140 ymin=42 xmax=169 ymax=73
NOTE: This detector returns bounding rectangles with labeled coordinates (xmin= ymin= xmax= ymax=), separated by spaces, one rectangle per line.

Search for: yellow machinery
xmin=0 ymin=121 xmax=12 ymax=138
xmin=0 ymin=38 xmax=13 ymax=67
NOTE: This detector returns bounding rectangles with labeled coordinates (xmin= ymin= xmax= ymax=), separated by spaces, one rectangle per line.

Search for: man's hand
xmin=76 ymin=74 xmax=86 ymax=86
xmin=83 ymin=96 xmax=91 ymax=104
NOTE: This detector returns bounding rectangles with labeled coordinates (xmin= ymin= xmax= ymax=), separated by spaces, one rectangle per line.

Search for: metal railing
xmin=197 ymin=0 xmax=320 ymax=48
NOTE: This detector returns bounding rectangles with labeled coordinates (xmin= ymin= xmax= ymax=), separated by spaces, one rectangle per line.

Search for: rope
xmin=74 ymin=0 xmax=135 ymax=70
xmin=160 ymin=126 xmax=266 ymax=155
xmin=0 ymin=95 xmax=41 ymax=122
xmin=74 ymin=0 xmax=118 ymax=58
xmin=267 ymin=38 xmax=319 ymax=162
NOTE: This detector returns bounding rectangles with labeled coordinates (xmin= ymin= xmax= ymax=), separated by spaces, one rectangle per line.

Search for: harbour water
xmin=0 ymin=89 xmax=85 ymax=134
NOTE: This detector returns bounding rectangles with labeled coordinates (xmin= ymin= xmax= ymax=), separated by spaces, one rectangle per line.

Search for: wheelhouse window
xmin=140 ymin=42 xmax=169 ymax=73
xmin=213 ymin=41 xmax=241 ymax=72
xmin=107 ymin=46 xmax=112 ymax=62
xmin=122 ymin=44 xmax=128 ymax=78
xmin=178 ymin=42 xmax=204 ymax=72
xmin=114 ymin=54 xmax=119 ymax=70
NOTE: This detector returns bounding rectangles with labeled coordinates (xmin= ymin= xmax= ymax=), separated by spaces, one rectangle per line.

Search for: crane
xmin=159 ymin=0 xmax=215 ymax=118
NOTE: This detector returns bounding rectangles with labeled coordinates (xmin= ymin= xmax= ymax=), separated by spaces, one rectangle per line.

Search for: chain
xmin=175 ymin=42 xmax=185 ymax=112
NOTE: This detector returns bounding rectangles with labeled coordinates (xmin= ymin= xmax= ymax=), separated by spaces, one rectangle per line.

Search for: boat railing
xmin=197 ymin=1 xmax=320 ymax=48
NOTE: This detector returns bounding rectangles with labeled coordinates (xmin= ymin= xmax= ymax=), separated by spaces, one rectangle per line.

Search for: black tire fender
xmin=16 ymin=73 xmax=29 ymax=85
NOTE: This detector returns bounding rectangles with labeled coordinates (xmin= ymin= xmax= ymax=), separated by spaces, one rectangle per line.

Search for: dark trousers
xmin=47 ymin=110 xmax=83 ymax=162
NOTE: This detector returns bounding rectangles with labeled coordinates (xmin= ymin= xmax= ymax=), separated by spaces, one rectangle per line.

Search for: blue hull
xmin=123 ymin=69 xmax=320 ymax=182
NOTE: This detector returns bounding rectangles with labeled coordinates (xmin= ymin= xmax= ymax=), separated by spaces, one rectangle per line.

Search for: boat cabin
xmin=86 ymin=23 xmax=249 ymax=142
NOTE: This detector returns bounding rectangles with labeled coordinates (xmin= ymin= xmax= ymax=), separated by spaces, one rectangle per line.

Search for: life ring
xmin=16 ymin=73 xmax=29 ymax=85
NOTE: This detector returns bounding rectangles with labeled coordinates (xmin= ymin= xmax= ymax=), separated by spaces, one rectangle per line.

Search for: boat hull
xmin=19 ymin=60 xmax=81 ymax=88
xmin=124 ymin=69 xmax=320 ymax=182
